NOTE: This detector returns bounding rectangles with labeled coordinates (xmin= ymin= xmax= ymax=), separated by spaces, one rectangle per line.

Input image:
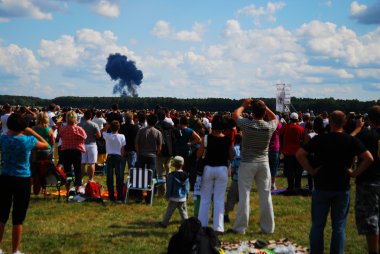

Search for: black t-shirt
xmin=106 ymin=111 xmax=123 ymax=124
xmin=356 ymin=128 xmax=380 ymax=184
xmin=119 ymin=123 xmax=139 ymax=152
xmin=204 ymin=134 xmax=231 ymax=167
xmin=303 ymin=132 xmax=367 ymax=191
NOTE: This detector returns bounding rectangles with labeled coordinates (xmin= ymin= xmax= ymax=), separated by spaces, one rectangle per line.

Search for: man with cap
xmin=160 ymin=156 xmax=189 ymax=228
xmin=279 ymin=112 xmax=305 ymax=194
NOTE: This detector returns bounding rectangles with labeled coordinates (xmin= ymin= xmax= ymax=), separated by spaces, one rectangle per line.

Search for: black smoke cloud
xmin=105 ymin=53 xmax=143 ymax=97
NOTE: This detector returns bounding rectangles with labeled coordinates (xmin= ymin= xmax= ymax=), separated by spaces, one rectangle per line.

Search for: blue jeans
xmin=124 ymin=151 xmax=137 ymax=170
xmin=268 ymin=151 xmax=280 ymax=178
xmin=106 ymin=155 xmax=124 ymax=201
xmin=310 ymin=190 xmax=350 ymax=254
xmin=136 ymin=155 xmax=157 ymax=178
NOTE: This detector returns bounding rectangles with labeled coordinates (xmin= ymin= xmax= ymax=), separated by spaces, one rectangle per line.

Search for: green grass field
xmin=0 ymin=173 xmax=367 ymax=254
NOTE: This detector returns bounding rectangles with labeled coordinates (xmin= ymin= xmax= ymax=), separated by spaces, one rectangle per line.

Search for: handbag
xmin=195 ymin=135 xmax=207 ymax=176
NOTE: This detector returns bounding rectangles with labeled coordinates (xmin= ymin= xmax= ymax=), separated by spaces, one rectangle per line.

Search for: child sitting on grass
xmin=160 ymin=156 xmax=189 ymax=228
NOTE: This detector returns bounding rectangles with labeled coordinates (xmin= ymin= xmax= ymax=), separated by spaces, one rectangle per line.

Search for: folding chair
xmin=124 ymin=168 xmax=155 ymax=205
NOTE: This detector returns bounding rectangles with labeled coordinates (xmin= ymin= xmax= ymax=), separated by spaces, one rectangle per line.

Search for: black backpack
xmin=156 ymin=121 xmax=175 ymax=157
xmin=167 ymin=217 xmax=221 ymax=254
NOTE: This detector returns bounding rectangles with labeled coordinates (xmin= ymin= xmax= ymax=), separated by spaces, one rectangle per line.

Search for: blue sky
xmin=0 ymin=0 xmax=379 ymax=101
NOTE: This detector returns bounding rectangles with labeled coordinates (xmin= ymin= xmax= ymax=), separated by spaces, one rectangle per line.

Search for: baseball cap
xmin=290 ymin=112 xmax=299 ymax=120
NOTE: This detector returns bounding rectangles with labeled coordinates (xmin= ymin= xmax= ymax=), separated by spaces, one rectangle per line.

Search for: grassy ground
xmin=0 ymin=173 xmax=367 ymax=254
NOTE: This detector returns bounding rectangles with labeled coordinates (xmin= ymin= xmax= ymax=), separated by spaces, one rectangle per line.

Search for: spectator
xmin=351 ymin=106 xmax=380 ymax=254
xmin=119 ymin=112 xmax=139 ymax=170
xmin=160 ymin=156 xmax=189 ymax=228
xmin=101 ymin=120 xmax=126 ymax=203
xmin=1 ymin=104 xmax=12 ymax=136
xmin=232 ymin=98 xmax=278 ymax=235
xmin=79 ymin=110 xmax=101 ymax=182
xmin=0 ymin=113 xmax=49 ymax=254
xmin=197 ymin=115 xmax=232 ymax=234
xmin=174 ymin=116 xmax=201 ymax=190
xmin=92 ymin=110 xmax=107 ymax=130
xmin=106 ymin=104 xmax=123 ymax=125
xmin=321 ymin=111 xmax=329 ymax=128
xmin=135 ymin=114 xmax=163 ymax=178
xmin=18 ymin=106 xmax=36 ymax=128
xmin=57 ymin=111 xmax=87 ymax=194
xmin=296 ymin=110 xmax=373 ymax=254
xmin=280 ymin=112 xmax=305 ymax=195
xmin=155 ymin=110 xmax=176 ymax=190
xmin=32 ymin=111 xmax=55 ymax=155
xmin=268 ymin=117 xmax=282 ymax=190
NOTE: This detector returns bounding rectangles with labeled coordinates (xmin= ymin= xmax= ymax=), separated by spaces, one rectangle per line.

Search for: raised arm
xmin=24 ymin=127 xmax=49 ymax=150
xmin=232 ymin=98 xmax=252 ymax=121
xmin=264 ymin=104 xmax=278 ymax=123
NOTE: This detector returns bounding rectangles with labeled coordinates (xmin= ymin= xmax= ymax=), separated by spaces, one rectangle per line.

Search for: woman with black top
xmin=197 ymin=115 xmax=233 ymax=234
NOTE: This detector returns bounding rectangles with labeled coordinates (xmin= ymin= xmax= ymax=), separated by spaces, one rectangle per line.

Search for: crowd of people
xmin=0 ymin=101 xmax=379 ymax=254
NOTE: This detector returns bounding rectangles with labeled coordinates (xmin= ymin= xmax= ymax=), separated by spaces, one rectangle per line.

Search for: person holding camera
xmin=232 ymin=98 xmax=278 ymax=235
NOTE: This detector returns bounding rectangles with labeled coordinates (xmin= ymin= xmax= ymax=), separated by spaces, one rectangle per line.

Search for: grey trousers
xmin=162 ymin=200 xmax=188 ymax=226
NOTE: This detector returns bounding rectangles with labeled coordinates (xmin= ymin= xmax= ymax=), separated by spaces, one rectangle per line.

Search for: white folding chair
xmin=124 ymin=168 xmax=155 ymax=205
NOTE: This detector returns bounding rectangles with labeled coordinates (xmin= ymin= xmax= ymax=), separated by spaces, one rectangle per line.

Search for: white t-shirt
xmin=92 ymin=117 xmax=107 ymax=130
xmin=1 ymin=113 xmax=11 ymax=135
xmin=47 ymin=111 xmax=58 ymax=138
xmin=103 ymin=132 xmax=126 ymax=155
xmin=164 ymin=117 xmax=174 ymax=126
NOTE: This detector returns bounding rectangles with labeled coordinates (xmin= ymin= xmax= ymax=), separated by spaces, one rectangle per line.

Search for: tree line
xmin=0 ymin=95 xmax=378 ymax=114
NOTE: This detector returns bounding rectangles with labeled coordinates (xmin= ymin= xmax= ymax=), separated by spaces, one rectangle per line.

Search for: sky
xmin=0 ymin=0 xmax=379 ymax=101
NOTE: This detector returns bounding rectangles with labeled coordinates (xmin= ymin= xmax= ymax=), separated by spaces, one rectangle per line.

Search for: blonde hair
xmin=66 ymin=110 xmax=78 ymax=125
xmin=36 ymin=112 xmax=49 ymax=127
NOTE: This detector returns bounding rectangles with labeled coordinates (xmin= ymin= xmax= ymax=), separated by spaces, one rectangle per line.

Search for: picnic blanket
xmin=221 ymin=239 xmax=309 ymax=254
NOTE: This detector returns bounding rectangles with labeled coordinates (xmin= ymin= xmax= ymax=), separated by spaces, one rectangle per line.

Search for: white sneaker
xmin=0 ymin=248 xmax=4 ymax=254
xmin=13 ymin=251 xmax=24 ymax=254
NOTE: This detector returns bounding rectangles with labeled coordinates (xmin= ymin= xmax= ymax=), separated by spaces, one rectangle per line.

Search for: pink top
xmin=58 ymin=125 xmax=87 ymax=153
xmin=269 ymin=121 xmax=282 ymax=152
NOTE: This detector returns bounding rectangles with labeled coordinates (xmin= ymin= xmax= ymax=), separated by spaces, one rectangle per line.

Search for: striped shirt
xmin=237 ymin=118 xmax=277 ymax=162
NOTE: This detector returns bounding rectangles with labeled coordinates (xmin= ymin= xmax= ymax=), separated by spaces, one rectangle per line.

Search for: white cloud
xmin=38 ymin=29 xmax=138 ymax=79
xmin=92 ymin=0 xmax=120 ymax=18
xmin=0 ymin=44 xmax=42 ymax=81
xmin=0 ymin=0 xmax=120 ymax=21
xmin=297 ymin=21 xmax=380 ymax=67
xmin=237 ymin=1 xmax=286 ymax=26
xmin=0 ymin=0 xmax=54 ymax=22
xmin=151 ymin=20 xmax=205 ymax=42
xmin=350 ymin=1 xmax=367 ymax=15
xmin=356 ymin=69 xmax=380 ymax=79
xmin=350 ymin=1 xmax=380 ymax=24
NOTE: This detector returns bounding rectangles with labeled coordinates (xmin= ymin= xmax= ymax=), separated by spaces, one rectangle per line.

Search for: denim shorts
xmin=355 ymin=183 xmax=380 ymax=234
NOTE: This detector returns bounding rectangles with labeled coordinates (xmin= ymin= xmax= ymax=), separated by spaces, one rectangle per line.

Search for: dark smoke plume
xmin=105 ymin=53 xmax=143 ymax=97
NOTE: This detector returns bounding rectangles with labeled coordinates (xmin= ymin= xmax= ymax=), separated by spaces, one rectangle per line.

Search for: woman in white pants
xmin=197 ymin=115 xmax=233 ymax=233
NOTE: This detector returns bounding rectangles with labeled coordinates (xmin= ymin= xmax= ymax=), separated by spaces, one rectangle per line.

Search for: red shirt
xmin=279 ymin=123 xmax=304 ymax=156
xmin=58 ymin=125 xmax=87 ymax=153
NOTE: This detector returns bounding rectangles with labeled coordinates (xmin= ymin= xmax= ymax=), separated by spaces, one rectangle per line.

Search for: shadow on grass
xmin=105 ymin=220 xmax=176 ymax=238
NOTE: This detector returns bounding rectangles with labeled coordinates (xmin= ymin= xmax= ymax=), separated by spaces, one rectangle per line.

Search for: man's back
xmin=304 ymin=132 xmax=366 ymax=191
xmin=237 ymin=118 xmax=277 ymax=162
xmin=280 ymin=123 xmax=304 ymax=156
xmin=356 ymin=128 xmax=380 ymax=184
xmin=136 ymin=127 xmax=163 ymax=157
xmin=79 ymin=120 xmax=99 ymax=144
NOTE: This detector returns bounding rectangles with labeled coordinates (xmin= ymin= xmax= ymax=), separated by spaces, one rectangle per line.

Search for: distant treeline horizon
xmin=0 ymin=95 xmax=378 ymax=115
